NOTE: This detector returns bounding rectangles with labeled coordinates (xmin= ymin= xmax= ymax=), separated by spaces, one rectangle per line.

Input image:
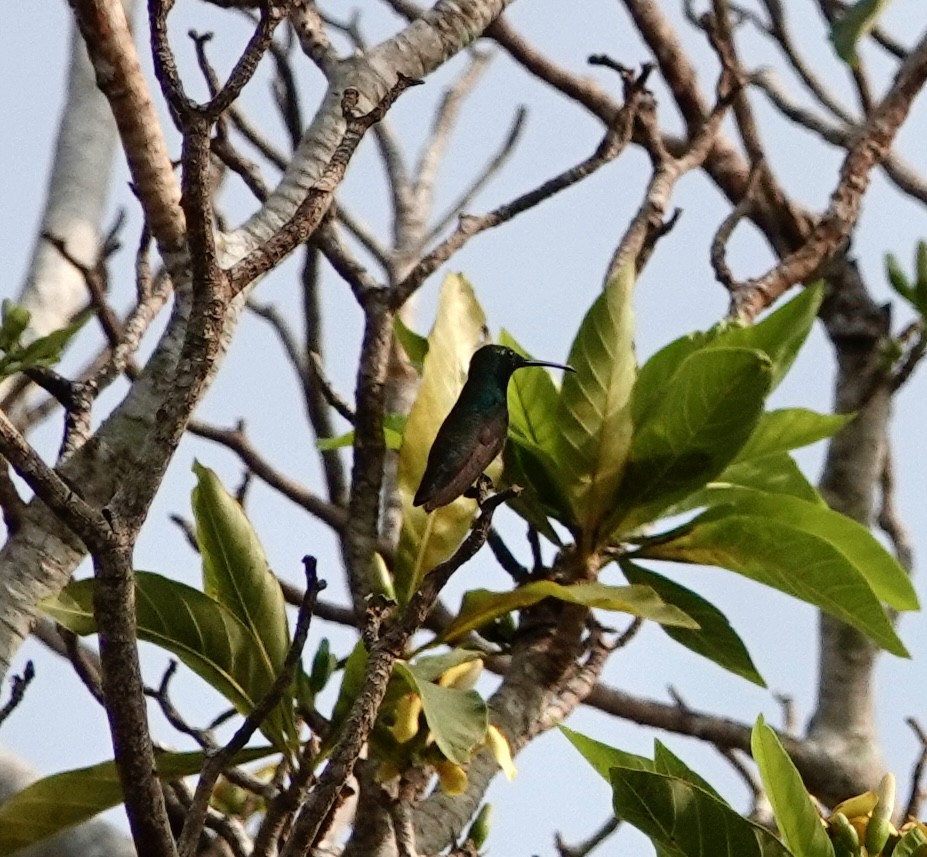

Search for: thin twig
xmin=178 ymin=556 xmax=325 ymax=857
xmin=0 ymin=661 xmax=35 ymax=727
xmin=904 ymin=717 xmax=927 ymax=819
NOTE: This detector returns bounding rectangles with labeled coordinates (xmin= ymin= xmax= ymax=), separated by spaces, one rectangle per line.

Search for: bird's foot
xmin=463 ymin=473 xmax=495 ymax=507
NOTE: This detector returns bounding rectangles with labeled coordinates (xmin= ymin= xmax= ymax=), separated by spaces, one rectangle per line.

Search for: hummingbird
xmin=413 ymin=344 xmax=574 ymax=512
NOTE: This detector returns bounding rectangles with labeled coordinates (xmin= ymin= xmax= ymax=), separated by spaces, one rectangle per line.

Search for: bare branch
xmin=0 ymin=661 xmax=35 ymax=728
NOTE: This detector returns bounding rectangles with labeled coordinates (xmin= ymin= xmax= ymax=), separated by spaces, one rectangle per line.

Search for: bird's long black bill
xmin=520 ymin=359 xmax=576 ymax=372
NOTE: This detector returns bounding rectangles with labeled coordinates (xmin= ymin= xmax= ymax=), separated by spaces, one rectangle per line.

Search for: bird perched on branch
xmin=413 ymin=344 xmax=574 ymax=512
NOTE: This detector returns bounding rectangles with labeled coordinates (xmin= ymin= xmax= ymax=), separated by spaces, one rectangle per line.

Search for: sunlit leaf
xmin=621 ymin=561 xmax=764 ymax=686
xmin=394 ymin=315 xmax=429 ymax=372
xmin=394 ymin=274 xmax=490 ymax=603
xmin=42 ymin=572 xmax=292 ymax=747
xmin=441 ymin=580 xmax=696 ymax=643
xmin=610 ymin=347 xmax=772 ymax=535
xmin=752 ymin=716 xmax=835 ymax=857
xmin=0 ymin=747 xmax=276 ymax=855
xmin=632 ymin=284 xmax=822 ymax=422
xmin=192 ymin=464 xmax=290 ymax=677
xmin=637 ymin=498 xmax=911 ymax=656
xmin=555 ymin=262 xmax=637 ymax=542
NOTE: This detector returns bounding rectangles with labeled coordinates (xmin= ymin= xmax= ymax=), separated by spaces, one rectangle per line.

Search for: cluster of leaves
xmin=0 ymin=299 xmax=86 ymax=379
xmin=562 ymin=721 xmax=927 ymax=857
xmin=393 ymin=272 xmax=916 ymax=690
xmin=13 ymin=464 xmax=511 ymax=853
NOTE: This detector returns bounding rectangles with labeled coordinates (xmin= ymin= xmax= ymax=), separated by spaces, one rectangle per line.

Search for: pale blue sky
xmin=2 ymin=2 xmax=926 ymax=853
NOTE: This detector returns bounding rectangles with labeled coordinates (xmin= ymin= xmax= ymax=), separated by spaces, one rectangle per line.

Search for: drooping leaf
xmin=829 ymin=0 xmax=894 ymax=66
xmin=441 ymin=580 xmax=696 ymax=643
xmin=394 ymin=274 xmax=490 ymax=603
xmin=621 ymin=561 xmax=765 ymax=686
xmin=609 ymin=767 xmax=792 ymax=857
xmin=192 ymin=464 xmax=290 ymax=680
xmin=0 ymin=747 xmax=276 ymax=855
xmin=555 ymin=262 xmax=637 ymax=542
xmin=637 ymin=500 xmax=911 ymax=656
xmin=609 ymin=347 xmax=773 ymax=535
xmin=707 ymin=492 xmax=913 ymax=610
xmin=394 ymin=661 xmax=488 ymax=765
xmin=559 ymin=724 xmax=653 ymax=782
xmin=652 ymin=741 xmax=725 ymax=800
xmin=752 ymin=716 xmax=835 ymax=857
xmin=42 ymin=572 xmax=293 ymax=747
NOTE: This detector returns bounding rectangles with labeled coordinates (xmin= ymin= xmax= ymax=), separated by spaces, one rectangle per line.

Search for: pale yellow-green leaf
xmin=394 ymin=274 xmax=491 ymax=603
xmin=555 ymin=263 xmax=637 ymax=543
xmin=441 ymin=580 xmax=697 ymax=642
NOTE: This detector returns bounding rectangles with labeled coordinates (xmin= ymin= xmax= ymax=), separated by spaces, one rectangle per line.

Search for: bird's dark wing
xmin=414 ymin=410 xmax=507 ymax=512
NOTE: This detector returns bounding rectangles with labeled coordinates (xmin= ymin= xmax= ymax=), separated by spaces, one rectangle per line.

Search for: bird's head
xmin=468 ymin=344 xmax=574 ymax=385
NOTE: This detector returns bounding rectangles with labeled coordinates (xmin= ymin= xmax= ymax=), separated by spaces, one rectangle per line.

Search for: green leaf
xmin=501 ymin=436 xmax=569 ymax=541
xmin=394 ymin=315 xmax=429 ymax=372
xmin=610 ymin=347 xmax=773 ymax=534
xmin=555 ymin=262 xmax=637 ymax=542
xmin=633 ymin=284 xmax=822 ymax=420
xmin=559 ymin=725 xmax=653 ymax=781
xmin=329 ymin=640 xmax=368 ymax=739
xmin=652 ymin=741 xmax=724 ymax=800
xmin=404 ymin=649 xmax=483 ymax=683
xmin=735 ymin=409 xmax=853 ymax=461
xmin=0 ymin=747 xmax=276 ymax=855
xmin=316 ymin=414 xmax=406 ymax=451
xmin=501 ymin=329 xmax=562 ymax=454
xmin=395 ymin=274 xmax=490 ymax=603
xmin=886 ymin=252 xmax=916 ymax=304
xmin=894 ymin=826 xmax=927 ymax=857
xmin=752 ymin=716 xmax=835 ymax=857
xmin=711 ymin=454 xmax=822 ymax=503
xmin=42 ymin=572 xmax=293 ymax=747
xmin=192 ymin=463 xmax=290 ymax=682
xmin=830 ymin=0 xmax=894 ymax=66
xmin=394 ymin=661 xmax=488 ymax=765
xmin=441 ymin=580 xmax=697 ymax=643
xmin=0 ymin=300 xmax=30 ymax=352
xmin=621 ymin=561 xmax=765 ymax=686
xmin=637 ymin=499 xmax=911 ymax=656
xmin=715 ymin=492 xmax=913 ymax=610
xmin=609 ymin=767 xmax=792 ymax=857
